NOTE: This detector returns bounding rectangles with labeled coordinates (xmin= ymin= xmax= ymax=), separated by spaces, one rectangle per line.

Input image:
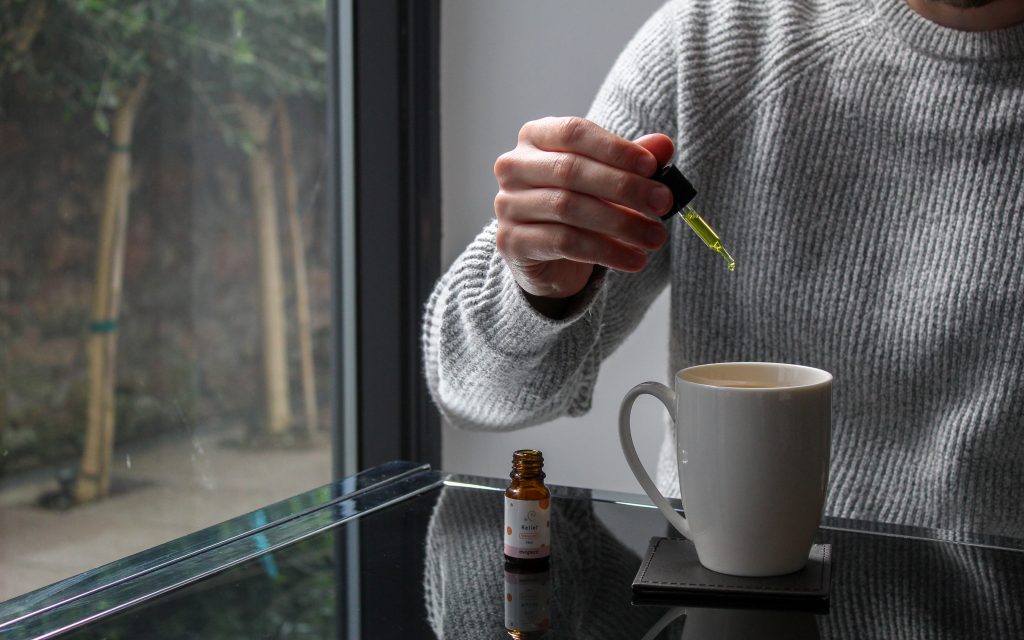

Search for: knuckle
xmin=611 ymin=141 xmax=638 ymax=170
xmin=551 ymin=153 xmax=579 ymax=183
xmin=518 ymin=118 xmax=544 ymax=142
xmin=494 ymin=225 xmax=513 ymax=257
xmin=546 ymin=189 xmax=573 ymax=220
xmin=611 ymin=172 xmax=636 ymax=202
xmin=551 ymin=227 xmax=578 ymax=257
xmin=558 ymin=116 xmax=588 ymax=145
xmin=493 ymin=151 xmax=515 ymax=181
xmin=493 ymin=191 xmax=512 ymax=219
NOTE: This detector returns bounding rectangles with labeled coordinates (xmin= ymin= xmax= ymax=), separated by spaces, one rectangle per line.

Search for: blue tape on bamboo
xmin=89 ymin=319 xmax=118 ymax=333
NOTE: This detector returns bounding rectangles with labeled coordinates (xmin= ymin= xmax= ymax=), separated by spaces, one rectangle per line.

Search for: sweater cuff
xmin=521 ymin=266 xmax=609 ymax=321
xmin=488 ymin=263 xmax=608 ymax=348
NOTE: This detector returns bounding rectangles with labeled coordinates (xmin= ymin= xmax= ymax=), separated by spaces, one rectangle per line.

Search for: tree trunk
xmin=275 ymin=98 xmax=318 ymax=436
xmin=75 ymin=75 xmax=148 ymax=504
xmin=238 ymin=100 xmax=292 ymax=436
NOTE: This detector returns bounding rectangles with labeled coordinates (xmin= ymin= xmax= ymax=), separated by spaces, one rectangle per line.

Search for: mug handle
xmin=618 ymin=381 xmax=690 ymax=539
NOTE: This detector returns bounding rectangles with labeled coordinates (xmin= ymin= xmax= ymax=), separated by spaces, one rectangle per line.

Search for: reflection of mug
xmin=620 ymin=362 xmax=832 ymax=576
xmin=640 ymin=607 xmax=820 ymax=640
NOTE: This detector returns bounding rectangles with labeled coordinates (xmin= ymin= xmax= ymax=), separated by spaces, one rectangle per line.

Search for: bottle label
xmin=504 ymin=497 xmax=550 ymax=559
xmin=504 ymin=568 xmax=551 ymax=633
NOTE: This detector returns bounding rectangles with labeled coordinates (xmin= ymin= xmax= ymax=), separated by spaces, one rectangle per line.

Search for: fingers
xmin=519 ymin=116 xmax=659 ymax=176
xmin=499 ymin=117 xmax=675 ymax=216
xmin=494 ymin=187 xmax=667 ymax=252
xmin=492 ymin=116 xmax=676 ymax=297
xmin=497 ymin=146 xmax=673 ymax=217
xmin=633 ymin=133 xmax=675 ymax=168
xmin=496 ymin=222 xmax=648 ymax=273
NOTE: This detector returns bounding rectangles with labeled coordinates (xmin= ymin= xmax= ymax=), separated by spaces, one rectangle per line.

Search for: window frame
xmin=328 ymin=0 xmax=442 ymax=480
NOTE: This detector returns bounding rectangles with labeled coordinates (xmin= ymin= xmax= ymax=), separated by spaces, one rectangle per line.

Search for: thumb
xmin=633 ymin=133 xmax=675 ymax=173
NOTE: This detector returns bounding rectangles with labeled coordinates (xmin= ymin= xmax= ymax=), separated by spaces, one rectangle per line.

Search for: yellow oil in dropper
xmin=680 ymin=205 xmax=735 ymax=271
xmin=653 ymin=164 xmax=735 ymax=271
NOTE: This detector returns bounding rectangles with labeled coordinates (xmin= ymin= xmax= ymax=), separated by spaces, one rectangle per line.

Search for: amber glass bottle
xmin=504 ymin=449 xmax=551 ymax=566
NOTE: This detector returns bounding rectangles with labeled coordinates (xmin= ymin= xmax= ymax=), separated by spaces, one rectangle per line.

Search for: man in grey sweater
xmin=423 ymin=0 xmax=1024 ymax=538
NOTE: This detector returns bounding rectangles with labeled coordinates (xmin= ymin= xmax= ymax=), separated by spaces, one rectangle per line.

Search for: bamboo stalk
xmin=239 ymin=100 xmax=292 ymax=436
xmin=75 ymin=75 xmax=148 ymax=504
xmin=275 ymin=98 xmax=318 ymax=436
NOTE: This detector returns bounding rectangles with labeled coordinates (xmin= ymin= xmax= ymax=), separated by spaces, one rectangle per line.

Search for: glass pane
xmin=0 ymin=0 xmax=333 ymax=602
xmin=0 ymin=464 xmax=440 ymax=638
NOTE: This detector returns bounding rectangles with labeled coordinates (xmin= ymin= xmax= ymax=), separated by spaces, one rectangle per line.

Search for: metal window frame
xmin=328 ymin=0 xmax=442 ymax=481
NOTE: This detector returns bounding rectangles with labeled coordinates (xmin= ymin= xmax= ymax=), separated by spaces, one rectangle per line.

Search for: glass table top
xmin=1 ymin=460 xmax=1022 ymax=639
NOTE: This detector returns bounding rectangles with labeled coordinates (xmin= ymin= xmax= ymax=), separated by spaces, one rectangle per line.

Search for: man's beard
xmin=926 ymin=0 xmax=999 ymax=8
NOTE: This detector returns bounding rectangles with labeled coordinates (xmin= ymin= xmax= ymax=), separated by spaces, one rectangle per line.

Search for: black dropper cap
xmin=651 ymin=164 xmax=697 ymax=221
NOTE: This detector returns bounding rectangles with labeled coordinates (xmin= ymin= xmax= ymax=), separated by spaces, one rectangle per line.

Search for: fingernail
xmin=649 ymin=186 xmax=672 ymax=213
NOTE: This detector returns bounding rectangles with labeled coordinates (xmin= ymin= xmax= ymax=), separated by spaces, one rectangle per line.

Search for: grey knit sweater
xmin=423 ymin=0 xmax=1024 ymax=538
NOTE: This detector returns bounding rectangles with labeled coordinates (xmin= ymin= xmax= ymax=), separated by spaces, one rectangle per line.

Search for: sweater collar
xmin=873 ymin=0 xmax=1024 ymax=62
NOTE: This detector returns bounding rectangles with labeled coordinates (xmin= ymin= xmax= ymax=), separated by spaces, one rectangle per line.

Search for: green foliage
xmin=0 ymin=0 xmax=329 ymax=472
xmin=187 ymin=0 xmax=327 ymax=147
xmin=3 ymin=0 xmax=326 ymax=137
xmin=11 ymin=1 xmax=170 ymax=118
xmin=0 ymin=0 xmax=45 ymax=80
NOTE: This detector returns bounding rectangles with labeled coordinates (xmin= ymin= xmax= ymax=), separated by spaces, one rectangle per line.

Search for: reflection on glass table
xmin=1 ymin=461 xmax=1022 ymax=639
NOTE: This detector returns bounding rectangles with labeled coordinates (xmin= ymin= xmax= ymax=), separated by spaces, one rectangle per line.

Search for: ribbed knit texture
xmin=423 ymin=486 xmax=664 ymax=637
xmin=422 ymin=487 xmax=1024 ymax=637
xmin=423 ymin=0 xmax=1024 ymax=538
xmin=819 ymin=529 xmax=1024 ymax=638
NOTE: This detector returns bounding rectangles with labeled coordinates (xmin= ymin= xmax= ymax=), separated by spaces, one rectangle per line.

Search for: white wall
xmin=439 ymin=0 xmax=670 ymax=493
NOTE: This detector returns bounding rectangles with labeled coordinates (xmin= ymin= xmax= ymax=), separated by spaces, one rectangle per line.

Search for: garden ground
xmin=0 ymin=426 xmax=331 ymax=603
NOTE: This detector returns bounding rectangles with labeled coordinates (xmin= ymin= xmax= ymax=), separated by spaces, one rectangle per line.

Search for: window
xmin=0 ymin=0 xmax=439 ymax=604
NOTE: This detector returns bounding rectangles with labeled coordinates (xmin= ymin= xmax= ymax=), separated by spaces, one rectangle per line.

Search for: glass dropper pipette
xmin=652 ymin=164 xmax=735 ymax=271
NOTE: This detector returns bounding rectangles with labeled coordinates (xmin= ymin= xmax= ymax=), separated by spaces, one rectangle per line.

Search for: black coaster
xmin=631 ymin=537 xmax=832 ymax=612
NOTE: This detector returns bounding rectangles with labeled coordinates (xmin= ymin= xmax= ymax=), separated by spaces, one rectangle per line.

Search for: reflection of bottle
xmin=504 ymin=449 xmax=551 ymax=566
xmin=504 ymin=560 xmax=551 ymax=638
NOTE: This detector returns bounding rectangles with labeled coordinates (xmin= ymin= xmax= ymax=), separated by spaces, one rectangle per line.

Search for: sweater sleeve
xmin=421 ymin=3 xmax=681 ymax=431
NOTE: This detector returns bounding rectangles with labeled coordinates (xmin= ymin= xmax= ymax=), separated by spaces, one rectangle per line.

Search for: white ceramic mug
xmin=619 ymin=362 xmax=832 ymax=576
